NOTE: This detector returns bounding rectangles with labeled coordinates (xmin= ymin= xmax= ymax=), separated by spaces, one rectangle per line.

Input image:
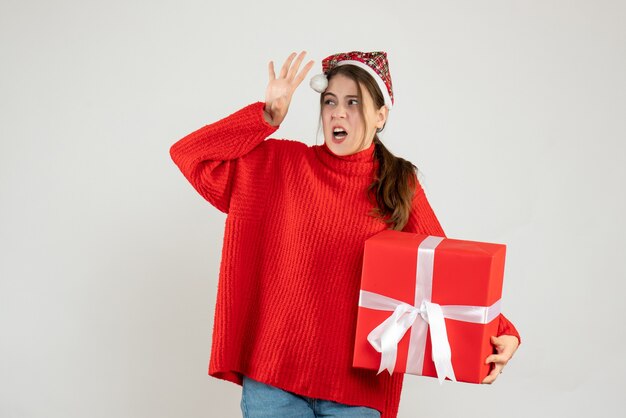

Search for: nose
xmin=332 ymin=103 xmax=347 ymax=119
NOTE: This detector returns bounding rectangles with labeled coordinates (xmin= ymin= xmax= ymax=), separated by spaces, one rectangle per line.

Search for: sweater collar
xmin=314 ymin=140 xmax=379 ymax=176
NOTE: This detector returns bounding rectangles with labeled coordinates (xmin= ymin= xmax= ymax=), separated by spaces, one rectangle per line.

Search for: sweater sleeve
xmin=497 ymin=313 xmax=521 ymax=344
xmin=169 ymin=101 xmax=278 ymax=213
xmin=403 ymin=174 xmax=521 ymax=345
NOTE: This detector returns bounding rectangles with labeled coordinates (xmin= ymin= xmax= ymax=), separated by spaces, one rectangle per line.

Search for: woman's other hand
xmin=263 ymin=51 xmax=314 ymax=126
xmin=481 ymin=335 xmax=519 ymax=384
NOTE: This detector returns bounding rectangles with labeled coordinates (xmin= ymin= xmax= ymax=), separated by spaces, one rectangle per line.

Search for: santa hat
xmin=310 ymin=51 xmax=394 ymax=109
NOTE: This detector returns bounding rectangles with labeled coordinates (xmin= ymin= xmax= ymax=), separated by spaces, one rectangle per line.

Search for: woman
xmin=169 ymin=50 xmax=520 ymax=418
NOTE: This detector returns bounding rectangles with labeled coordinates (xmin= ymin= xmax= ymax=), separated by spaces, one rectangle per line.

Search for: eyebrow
xmin=323 ymin=92 xmax=359 ymax=99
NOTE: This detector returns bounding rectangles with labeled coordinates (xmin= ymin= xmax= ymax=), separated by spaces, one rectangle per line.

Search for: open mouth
xmin=333 ymin=127 xmax=348 ymax=140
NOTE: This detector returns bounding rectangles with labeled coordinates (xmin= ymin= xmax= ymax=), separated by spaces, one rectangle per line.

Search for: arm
xmin=169 ymin=102 xmax=278 ymax=213
xmin=169 ymin=51 xmax=314 ymax=213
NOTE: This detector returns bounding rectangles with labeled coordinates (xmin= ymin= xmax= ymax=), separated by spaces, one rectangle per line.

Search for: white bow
xmin=360 ymin=291 xmax=456 ymax=383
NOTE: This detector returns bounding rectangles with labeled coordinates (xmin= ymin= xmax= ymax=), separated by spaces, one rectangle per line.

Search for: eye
xmin=348 ymin=99 xmax=359 ymax=105
xmin=323 ymin=99 xmax=335 ymax=105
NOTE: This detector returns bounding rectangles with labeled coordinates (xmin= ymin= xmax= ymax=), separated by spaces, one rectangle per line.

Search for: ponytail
xmin=367 ymin=136 xmax=418 ymax=230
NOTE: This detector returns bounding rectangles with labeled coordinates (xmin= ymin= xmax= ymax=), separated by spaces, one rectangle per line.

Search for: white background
xmin=1 ymin=0 xmax=625 ymax=417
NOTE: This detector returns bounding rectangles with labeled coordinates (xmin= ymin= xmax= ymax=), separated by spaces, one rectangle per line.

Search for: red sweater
xmin=169 ymin=102 xmax=520 ymax=418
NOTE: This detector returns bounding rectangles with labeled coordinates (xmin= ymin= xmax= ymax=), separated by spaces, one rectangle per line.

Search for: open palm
xmin=264 ymin=51 xmax=314 ymax=126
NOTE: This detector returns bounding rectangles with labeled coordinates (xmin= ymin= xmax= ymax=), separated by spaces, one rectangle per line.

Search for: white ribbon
xmin=358 ymin=236 xmax=502 ymax=384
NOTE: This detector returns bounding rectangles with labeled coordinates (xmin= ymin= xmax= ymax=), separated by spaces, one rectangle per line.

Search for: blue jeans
xmin=241 ymin=375 xmax=381 ymax=418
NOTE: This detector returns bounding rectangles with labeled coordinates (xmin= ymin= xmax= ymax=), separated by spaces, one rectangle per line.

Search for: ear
xmin=376 ymin=105 xmax=389 ymax=129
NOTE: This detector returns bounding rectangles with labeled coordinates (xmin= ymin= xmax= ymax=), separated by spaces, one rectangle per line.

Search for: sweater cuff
xmin=497 ymin=313 xmax=521 ymax=345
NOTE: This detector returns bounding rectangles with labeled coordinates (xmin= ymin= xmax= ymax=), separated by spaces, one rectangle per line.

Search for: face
xmin=321 ymin=73 xmax=388 ymax=156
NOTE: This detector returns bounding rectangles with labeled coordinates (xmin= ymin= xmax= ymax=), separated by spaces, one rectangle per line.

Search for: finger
xmin=485 ymin=353 xmax=509 ymax=365
xmin=279 ymin=52 xmax=297 ymax=79
xmin=268 ymin=61 xmax=276 ymax=81
xmin=287 ymin=51 xmax=307 ymax=81
xmin=490 ymin=336 xmax=504 ymax=351
xmin=481 ymin=371 xmax=495 ymax=384
xmin=482 ymin=371 xmax=496 ymax=384
xmin=481 ymin=367 xmax=500 ymax=384
xmin=293 ymin=59 xmax=315 ymax=87
xmin=482 ymin=363 xmax=503 ymax=384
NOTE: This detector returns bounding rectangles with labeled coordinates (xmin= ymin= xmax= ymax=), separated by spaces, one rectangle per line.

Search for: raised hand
xmin=263 ymin=51 xmax=315 ymax=126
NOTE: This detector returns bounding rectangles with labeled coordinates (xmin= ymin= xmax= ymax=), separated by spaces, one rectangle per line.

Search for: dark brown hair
xmin=319 ymin=64 xmax=419 ymax=231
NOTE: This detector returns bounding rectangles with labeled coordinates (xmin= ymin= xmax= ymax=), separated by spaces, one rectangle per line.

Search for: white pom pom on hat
xmin=309 ymin=73 xmax=328 ymax=93
xmin=309 ymin=51 xmax=394 ymax=109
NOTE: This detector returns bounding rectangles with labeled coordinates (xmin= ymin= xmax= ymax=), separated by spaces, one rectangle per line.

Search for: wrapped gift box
xmin=353 ymin=230 xmax=506 ymax=384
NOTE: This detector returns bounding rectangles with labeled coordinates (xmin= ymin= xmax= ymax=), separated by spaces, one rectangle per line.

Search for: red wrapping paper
xmin=353 ymin=230 xmax=506 ymax=383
